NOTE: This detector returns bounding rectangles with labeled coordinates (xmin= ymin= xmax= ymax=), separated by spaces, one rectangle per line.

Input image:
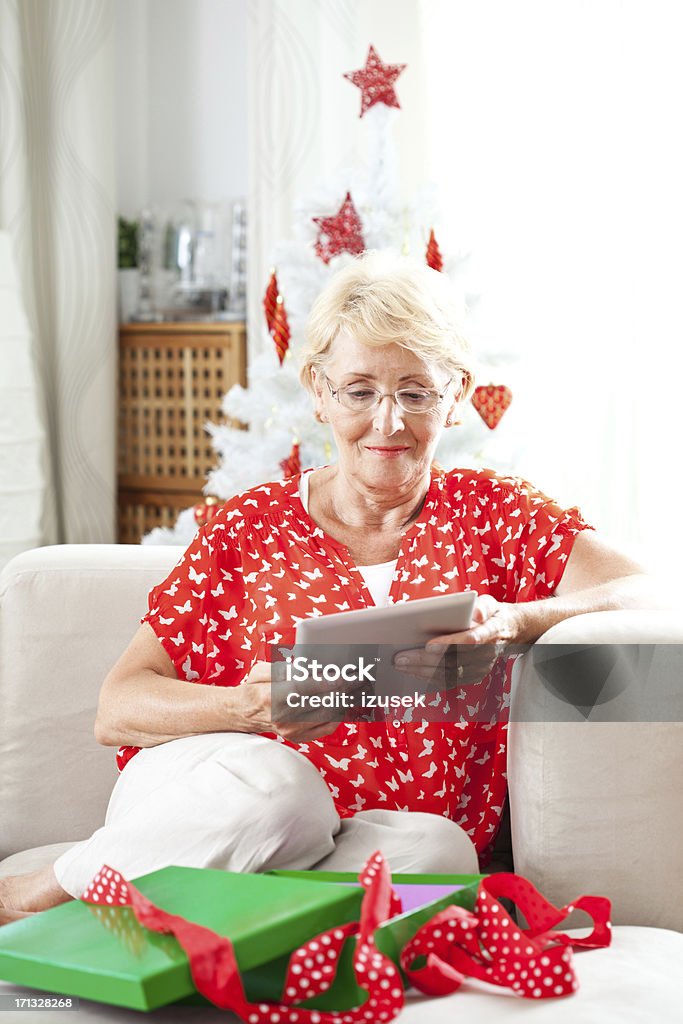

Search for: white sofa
xmin=1 ymin=544 xmax=682 ymax=1023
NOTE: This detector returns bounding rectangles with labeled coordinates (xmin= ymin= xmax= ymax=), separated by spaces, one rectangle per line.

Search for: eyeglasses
xmin=324 ymin=375 xmax=455 ymax=415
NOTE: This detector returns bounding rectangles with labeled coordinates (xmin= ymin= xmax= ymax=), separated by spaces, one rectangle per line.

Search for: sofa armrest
xmin=508 ymin=610 xmax=683 ymax=931
xmin=0 ymin=544 xmax=183 ymax=860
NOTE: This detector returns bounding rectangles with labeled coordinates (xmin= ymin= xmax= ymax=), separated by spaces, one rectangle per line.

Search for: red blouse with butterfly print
xmin=117 ymin=466 xmax=591 ymax=858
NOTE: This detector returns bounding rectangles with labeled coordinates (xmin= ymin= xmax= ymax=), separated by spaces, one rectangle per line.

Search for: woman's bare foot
xmin=0 ymin=907 xmax=33 ymax=925
xmin=0 ymin=865 xmax=71 ymax=925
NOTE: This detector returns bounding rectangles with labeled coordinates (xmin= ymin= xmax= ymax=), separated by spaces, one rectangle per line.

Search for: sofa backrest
xmin=0 ymin=544 xmax=182 ymax=859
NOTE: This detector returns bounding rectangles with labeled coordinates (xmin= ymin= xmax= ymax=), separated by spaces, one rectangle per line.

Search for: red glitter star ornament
xmin=344 ymin=45 xmax=407 ymax=118
xmin=313 ymin=191 xmax=366 ymax=264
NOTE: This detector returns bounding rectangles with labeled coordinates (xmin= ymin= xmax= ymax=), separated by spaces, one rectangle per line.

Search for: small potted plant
xmin=117 ymin=216 xmax=140 ymax=322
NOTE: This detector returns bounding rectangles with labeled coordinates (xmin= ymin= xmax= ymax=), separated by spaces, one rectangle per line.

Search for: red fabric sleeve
xmin=485 ymin=477 xmax=594 ymax=602
xmin=141 ymin=524 xmax=249 ymax=687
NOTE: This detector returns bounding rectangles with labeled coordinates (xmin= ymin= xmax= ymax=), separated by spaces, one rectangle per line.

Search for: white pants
xmin=54 ymin=733 xmax=479 ymax=898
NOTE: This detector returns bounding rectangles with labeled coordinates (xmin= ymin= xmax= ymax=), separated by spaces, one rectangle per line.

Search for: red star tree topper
xmin=344 ymin=45 xmax=407 ymax=118
xmin=313 ymin=191 xmax=366 ymax=264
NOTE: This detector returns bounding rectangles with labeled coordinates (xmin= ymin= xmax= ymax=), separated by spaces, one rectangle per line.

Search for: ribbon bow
xmin=401 ymin=871 xmax=611 ymax=1000
xmin=81 ymin=855 xmax=611 ymax=1021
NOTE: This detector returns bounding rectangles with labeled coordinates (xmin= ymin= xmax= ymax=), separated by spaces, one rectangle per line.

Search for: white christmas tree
xmin=144 ymin=45 xmax=523 ymax=546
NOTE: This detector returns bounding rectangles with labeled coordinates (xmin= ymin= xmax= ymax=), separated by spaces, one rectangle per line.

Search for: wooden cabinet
xmin=117 ymin=322 xmax=246 ymax=543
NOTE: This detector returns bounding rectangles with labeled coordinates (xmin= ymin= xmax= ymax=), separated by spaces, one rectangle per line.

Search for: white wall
xmin=421 ymin=0 xmax=683 ymax=566
xmin=115 ymin=0 xmax=248 ymax=216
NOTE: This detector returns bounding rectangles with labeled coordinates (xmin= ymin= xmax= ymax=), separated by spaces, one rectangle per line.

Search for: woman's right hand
xmin=234 ymin=661 xmax=341 ymax=742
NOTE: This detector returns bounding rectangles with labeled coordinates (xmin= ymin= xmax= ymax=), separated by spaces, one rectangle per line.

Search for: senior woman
xmin=0 ymin=251 xmax=652 ymax=924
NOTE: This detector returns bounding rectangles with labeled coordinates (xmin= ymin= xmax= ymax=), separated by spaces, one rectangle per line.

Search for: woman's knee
xmin=339 ymin=809 xmax=479 ymax=874
xmin=63 ymin=734 xmax=339 ymax=881
xmin=254 ymin=748 xmax=340 ymax=869
xmin=107 ymin=733 xmax=329 ymax=820
xmin=130 ymin=733 xmax=338 ymax=870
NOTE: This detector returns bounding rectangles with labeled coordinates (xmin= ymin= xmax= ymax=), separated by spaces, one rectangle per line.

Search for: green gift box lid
xmin=0 ymin=866 xmax=365 ymax=1012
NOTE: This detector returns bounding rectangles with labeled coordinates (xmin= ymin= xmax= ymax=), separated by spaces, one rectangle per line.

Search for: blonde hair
xmin=300 ymin=250 xmax=475 ymax=400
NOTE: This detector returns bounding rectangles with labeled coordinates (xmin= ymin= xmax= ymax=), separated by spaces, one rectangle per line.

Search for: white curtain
xmin=0 ymin=0 xmax=117 ymax=556
xmin=418 ymin=0 xmax=683 ymax=570
xmin=0 ymin=231 xmax=44 ymax=568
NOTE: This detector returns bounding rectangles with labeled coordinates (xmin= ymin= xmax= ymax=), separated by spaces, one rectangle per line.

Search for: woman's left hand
xmin=392 ymin=595 xmax=526 ymax=687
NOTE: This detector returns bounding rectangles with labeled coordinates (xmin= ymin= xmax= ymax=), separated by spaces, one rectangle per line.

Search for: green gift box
xmin=0 ymin=866 xmax=364 ymax=1011
xmin=0 ymin=866 xmax=483 ymax=1013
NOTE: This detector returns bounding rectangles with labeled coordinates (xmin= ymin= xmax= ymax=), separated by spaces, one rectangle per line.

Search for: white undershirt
xmin=299 ymin=470 xmax=397 ymax=607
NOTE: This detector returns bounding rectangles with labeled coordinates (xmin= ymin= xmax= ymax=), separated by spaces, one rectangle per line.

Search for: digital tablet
xmin=295 ymin=591 xmax=477 ymax=650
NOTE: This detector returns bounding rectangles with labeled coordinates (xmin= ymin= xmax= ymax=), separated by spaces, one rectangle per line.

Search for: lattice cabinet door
xmin=117 ymin=322 xmax=246 ymax=541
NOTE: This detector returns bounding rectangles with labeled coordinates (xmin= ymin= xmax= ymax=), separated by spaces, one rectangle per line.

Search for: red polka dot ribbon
xmin=81 ymin=857 xmax=611 ymax=1018
xmin=400 ymin=871 xmax=611 ymax=1000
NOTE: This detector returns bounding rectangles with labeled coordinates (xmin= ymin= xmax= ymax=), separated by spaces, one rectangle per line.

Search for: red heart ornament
xmin=472 ymin=384 xmax=513 ymax=430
